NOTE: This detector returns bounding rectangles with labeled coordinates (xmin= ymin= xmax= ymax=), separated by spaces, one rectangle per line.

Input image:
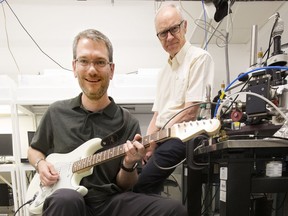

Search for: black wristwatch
xmin=121 ymin=162 xmax=138 ymax=172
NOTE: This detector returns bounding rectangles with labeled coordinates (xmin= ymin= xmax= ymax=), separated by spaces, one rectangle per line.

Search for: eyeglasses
xmin=157 ymin=20 xmax=184 ymax=40
xmin=75 ymin=58 xmax=112 ymax=70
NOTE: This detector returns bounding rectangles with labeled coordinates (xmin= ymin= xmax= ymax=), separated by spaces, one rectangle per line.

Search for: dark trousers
xmin=42 ymin=188 xmax=187 ymax=216
xmin=134 ymin=138 xmax=186 ymax=194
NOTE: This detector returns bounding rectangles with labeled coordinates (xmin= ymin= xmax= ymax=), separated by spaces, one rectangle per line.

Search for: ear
xmin=72 ymin=60 xmax=77 ymax=78
xmin=109 ymin=63 xmax=115 ymax=80
xmin=183 ymin=20 xmax=188 ymax=34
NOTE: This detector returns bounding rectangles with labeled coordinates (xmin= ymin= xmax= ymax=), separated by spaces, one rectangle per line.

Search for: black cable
xmin=3 ymin=0 xmax=72 ymax=71
xmin=271 ymin=192 xmax=287 ymax=212
xmin=201 ymin=184 xmax=220 ymax=216
xmin=1 ymin=3 xmax=21 ymax=73
xmin=263 ymin=13 xmax=280 ymax=66
xmin=170 ymin=174 xmax=182 ymax=192
xmin=13 ymin=197 xmax=35 ymax=216
xmin=150 ymin=102 xmax=217 ymax=170
xmin=220 ymin=75 xmax=252 ymax=119
xmin=186 ymin=135 xmax=210 ymax=170
xmin=161 ymin=101 xmax=216 ymax=130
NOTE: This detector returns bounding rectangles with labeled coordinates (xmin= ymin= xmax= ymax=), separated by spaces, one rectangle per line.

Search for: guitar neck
xmin=71 ymin=119 xmax=221 ymax=174
xmin=72 ymin=128 xmax=171 ymax=173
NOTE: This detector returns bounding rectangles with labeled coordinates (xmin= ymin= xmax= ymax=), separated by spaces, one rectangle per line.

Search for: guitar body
xmin=26 ymin=138 xmax=103 ymax=215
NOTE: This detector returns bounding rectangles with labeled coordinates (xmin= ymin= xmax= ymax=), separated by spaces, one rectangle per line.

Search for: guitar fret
xmin=119 ymin=145 xmax=124 ymax=154
xmin=108 ymin=148 xmax=113 ymax=159
xmin=100 ymin=151 xmax=104 ymax=161
xmin=113 ymin=147 xmax=117 ymax=158
xmin=97 ymin=153 xmax=101 ymax=163
xmin=142 ymin=136 xmax=149 ymax=146
xmin=92 ymin=154 xmax=96 ymax=165
xmin=81 ymin=158 xmax=86 ymax=169
xmin=87 ymin=155 xmax=92 ymax=166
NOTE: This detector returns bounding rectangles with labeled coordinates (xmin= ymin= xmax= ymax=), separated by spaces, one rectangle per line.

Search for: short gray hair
xmin=72 ymin=29 xmax=113 ymax=62
xmin=155 ymin=3 xmax=184 ymax=23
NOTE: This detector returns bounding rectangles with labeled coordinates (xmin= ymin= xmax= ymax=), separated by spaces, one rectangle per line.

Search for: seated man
xmin=133 ymin=3 xmax=214 ymax=195
xmin=27 ymin=28 xmax=187 ymax=216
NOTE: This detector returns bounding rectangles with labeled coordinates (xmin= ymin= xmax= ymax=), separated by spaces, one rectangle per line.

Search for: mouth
xmin=167 ymin=41 xmax=178 ymax=47
xmin=86 ymin=78 xmax=101 ymax=83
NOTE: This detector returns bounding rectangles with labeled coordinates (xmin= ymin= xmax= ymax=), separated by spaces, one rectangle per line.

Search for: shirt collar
xmin=71 ymin=93 xmax=118 ymax=118
xmin=168 ymin=42 xmax=191 ymax=66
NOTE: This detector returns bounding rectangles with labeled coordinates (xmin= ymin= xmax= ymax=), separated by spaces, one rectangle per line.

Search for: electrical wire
xmin=13 ymin=196 xmax=35 ymax=216
xmin=1 ymin=3 xmax=20 ymax=74
xmin=151 ymin=102 xmax=216 ymax=171
xmin=201 ymin=184 xmax=220 ymax=216
xmin=213 ymin=66 xmax=288 ymax=118
xmin=216 ymin=91 xmax=288 ymax=123
xmin=3 ymin=0 xmax=72 ymax=71
xmin=194 ymin=19 xmax=226 ymax=45
xmin=152 ymin=156 xmax=187 ymax=171
xmin=219 ymin=75 xmax=252 ymax=118
xmin=271 ymin=192 xmax=287 ymax=212
xmin=162 ymin=101 xmax=216 ymax=130
xmin=264 ymin=13 xmax=279 ymax=66
xmin=201 ymin=0 xmax=208 ymax=50
xmin=178 ymin=0 xmax=196 ymax=23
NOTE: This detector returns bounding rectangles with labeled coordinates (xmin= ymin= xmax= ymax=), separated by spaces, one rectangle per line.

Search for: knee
xmin=44 ymin=188 xmax=84 ymax=209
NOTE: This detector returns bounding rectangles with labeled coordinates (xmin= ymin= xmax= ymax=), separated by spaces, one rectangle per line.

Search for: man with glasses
xmin=134 ymin=3 xmax=214 ymax=195
xmin=27 ymin=29 xmax=187 ymax=216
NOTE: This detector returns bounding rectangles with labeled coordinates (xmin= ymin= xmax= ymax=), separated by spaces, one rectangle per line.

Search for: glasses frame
xmin=75 ymin=58 xmax=113 ymax=70
xmin=156 ymin=20 xmax=184 ymax=40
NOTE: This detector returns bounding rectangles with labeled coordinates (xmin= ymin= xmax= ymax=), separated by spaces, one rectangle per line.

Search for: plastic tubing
xmin=213 ymin=66 xmax=288 ymax=118
xmin=215 ymin=91 xmax=288 ymax=122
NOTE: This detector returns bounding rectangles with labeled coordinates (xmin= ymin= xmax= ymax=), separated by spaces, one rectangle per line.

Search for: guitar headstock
xmin=170 ymin=119 xmax=221 ymax=142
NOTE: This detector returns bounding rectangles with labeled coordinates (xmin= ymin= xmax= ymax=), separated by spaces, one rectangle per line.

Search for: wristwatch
xmin=121 ymin=162 xmax=138 ymax=172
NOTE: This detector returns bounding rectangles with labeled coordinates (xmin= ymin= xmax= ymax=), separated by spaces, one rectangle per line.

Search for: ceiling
xmin=189 ymin=1 xmax=288 ymax=45
xmin=73 ymin=0 xmax=288 ymax=45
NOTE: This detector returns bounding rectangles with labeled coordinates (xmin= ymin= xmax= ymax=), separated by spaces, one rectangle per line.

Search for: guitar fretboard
xmin=72 ymin=128 xmax=170 ymax=173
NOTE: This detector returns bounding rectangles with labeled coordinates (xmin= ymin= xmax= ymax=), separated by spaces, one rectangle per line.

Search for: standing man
xmin=134 ymin=3 xmax=214 ymax=195
xmin=27 ymin=29 xmax=187 ymax=216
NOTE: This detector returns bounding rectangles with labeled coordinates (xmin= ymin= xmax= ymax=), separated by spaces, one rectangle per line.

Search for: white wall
xmin=1 ymin=1 xmax=287 ymax=99
xmin=0 ymin=0 xmax=165 ymax=77
xmin=1 ymin=1 xmax=288 ymax=142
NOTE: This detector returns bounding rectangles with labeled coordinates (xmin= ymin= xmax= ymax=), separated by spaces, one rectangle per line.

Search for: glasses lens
xmin=157 ymin=21 xmax=183 ymax=40
xmin=96 ymin=60 xmax=109 ymax=67
xmin=158 ymin=31 xmax=168 ymax=39
xmin=170 ymin=26 xmax=180 ymax=34
xmin=76 ymin=58 xmax=110 ymax=69
xmin=77 ymin=58 xmax=89 ymax=67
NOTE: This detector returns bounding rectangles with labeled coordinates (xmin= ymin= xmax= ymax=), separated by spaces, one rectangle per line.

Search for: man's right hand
xmin=38 ymin=160 xmax=59 ymax=186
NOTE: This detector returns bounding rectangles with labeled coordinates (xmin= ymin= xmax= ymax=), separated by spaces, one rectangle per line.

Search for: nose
xmin=87 ymin=64 xmax=100 ymax=75
xmin=166 ymin=31 xmax=175 ymax=40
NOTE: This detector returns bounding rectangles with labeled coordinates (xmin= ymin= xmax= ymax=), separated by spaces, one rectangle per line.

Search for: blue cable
xmin=213 ymin=66 xmax=288 ymax=118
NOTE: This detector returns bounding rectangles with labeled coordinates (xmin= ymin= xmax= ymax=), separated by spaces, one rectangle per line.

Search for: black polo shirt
xmin=31 ymin=93 xmax=141 ymax=200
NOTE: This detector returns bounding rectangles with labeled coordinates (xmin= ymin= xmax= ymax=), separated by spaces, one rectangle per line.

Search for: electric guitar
xmin=26 ymin=118 xmax=221 ymax=214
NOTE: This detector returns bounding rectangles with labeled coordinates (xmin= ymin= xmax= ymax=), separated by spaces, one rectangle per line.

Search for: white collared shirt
xmin=153 ymin=42 xmax=215 ymax=128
